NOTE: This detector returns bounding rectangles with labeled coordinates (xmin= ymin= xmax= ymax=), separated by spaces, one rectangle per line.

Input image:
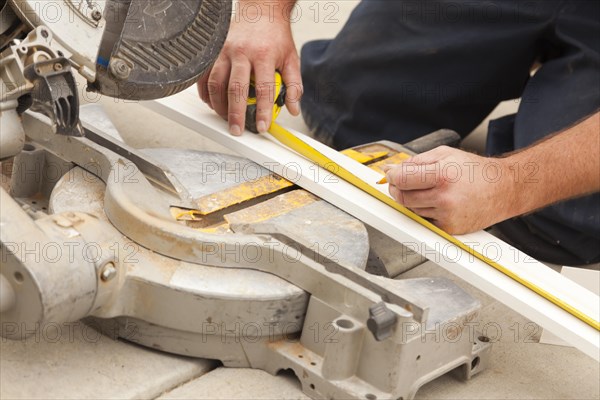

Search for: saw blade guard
xmin=92 ymin=0 xmax=232 ymax=100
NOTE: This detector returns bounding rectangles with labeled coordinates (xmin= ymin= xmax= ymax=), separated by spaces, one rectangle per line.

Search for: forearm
xmin=502 ymin=111 xmax=600 ymax=217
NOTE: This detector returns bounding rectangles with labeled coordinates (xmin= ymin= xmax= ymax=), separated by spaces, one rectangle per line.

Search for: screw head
xmin=109 ymin=58 xmax=131 ymax=80
xmin=100 ymin=262 xmax=117 ymax=282
xmin=91 ymin=10 xmax=102 ymax=21
xmin=53 ymin=63 xmax=63 ymax=71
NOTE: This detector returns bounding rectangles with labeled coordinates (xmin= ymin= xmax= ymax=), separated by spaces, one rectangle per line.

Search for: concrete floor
xmin=2 ymin=2 xmax=599 ymax=399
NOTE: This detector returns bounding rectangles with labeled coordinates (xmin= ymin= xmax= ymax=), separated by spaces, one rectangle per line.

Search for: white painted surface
xmin=540 ymin=267 xmax=600 ymax=347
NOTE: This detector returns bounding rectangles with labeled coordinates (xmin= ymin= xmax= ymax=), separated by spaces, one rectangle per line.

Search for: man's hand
xmin=383 ymin=146 xmax=515 ymax=235
xmin=197 ymin=0 xmax=301 ymax=135
xmin=383 ymin=112 xmax=600 ymax=235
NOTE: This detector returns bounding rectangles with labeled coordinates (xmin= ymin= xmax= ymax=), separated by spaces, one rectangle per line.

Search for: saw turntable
xmin=7 ymin=0 xmax=574 ymax=399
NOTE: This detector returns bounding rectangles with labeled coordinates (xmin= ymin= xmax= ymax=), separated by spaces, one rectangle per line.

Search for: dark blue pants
xmin=301 ymin=0 xmax=600 ymax=264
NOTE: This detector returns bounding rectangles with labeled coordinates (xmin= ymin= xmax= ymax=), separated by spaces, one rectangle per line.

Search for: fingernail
xmin=257 ymin=120 xmax=267 ymax=133
xmin=289 ymin=103 xmax=300 ymax=116
xmin=230 ymin=124 xmax=242 ymax=136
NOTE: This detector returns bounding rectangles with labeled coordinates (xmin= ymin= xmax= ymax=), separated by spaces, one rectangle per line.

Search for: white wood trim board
xmin=145 ymin=88 xmax=600 ymax=361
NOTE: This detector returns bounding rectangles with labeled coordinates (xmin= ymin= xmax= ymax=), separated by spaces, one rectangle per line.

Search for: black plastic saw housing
xmin=93 ymin=0 xmax=231 ymax=100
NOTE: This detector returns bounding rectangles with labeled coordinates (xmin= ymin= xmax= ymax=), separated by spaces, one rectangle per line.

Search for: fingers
xmin=227 ymin=60 xmax=252 ymax=135
xmin=253 ymin=61 xmax=277 ymax=133
xmin=197 ymin=75 xmax=211 ymax=109
xmin=389 ymin=186 xmax=445 ymax=229
xmin=385 ymin=162 xmax=440 ymax=191
xmin=281 ymin=56 xmax=303 ymax=116
xmin=389 ymin=184 xmax=438 ymax=208
xmin=199 ymin=58 xmax=294 ymax=135
xmin=207 ymin=59 xmax=231 ymax=120
xmin=399 ymin=189 xmax=439 ymax=208
xmin=389 ymin=185 xmax=441 ymax=227
xmin=409 ymin=146 xmax=453 ymax=165
xmin=409 ymin=207 xmax=438 ymax=219
xmin=388 ymin=185 xmax=404 ymax=205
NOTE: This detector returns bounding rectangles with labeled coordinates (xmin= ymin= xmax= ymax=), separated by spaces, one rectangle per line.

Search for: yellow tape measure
xmin=245 ymin=73 xmax=286 ymax=133
xmin=249 ymin=73 xmax=599 ymax=330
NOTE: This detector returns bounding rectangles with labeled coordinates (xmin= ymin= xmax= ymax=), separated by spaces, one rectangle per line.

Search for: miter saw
xmin=0 ymin=1 xmax=491 ymax=399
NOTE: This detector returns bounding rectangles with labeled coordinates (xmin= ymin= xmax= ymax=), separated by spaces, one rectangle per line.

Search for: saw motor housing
xmin=0 ymin=0 xmax=232 ymax=158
